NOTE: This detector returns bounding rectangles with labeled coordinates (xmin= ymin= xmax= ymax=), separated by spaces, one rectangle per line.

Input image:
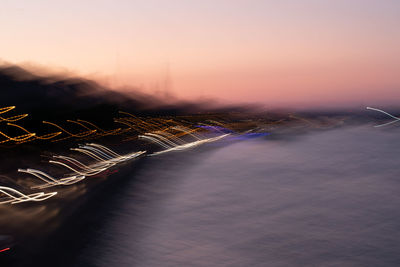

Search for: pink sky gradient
xmin=1 ymin=0 xmax=399 ymax=107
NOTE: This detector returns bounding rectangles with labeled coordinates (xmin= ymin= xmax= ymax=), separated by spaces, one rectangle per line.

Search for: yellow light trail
xmin=118 ymin=111 xmax=167 ymax=132
xmin=6 ymin=123 xmax=62 ymax=141
xmin=0 ymin=114 xmax=28 ymax=123
xmin=171 ymin=125 xmax=203 ymax=140
xmin=0 ymin=128 xmax=36 ymax=142
xmin=0 ymin=106 xmax=15 ymax=115
xmin=76 ymin=119 xmax=122 ymax=136
xmin=0 ymin=133 xmax=35 ymax=144
xmin=43 ymin=121 xmax=97 ymax=137
xmin=115 ymin=118 xmax=151 ymax=133
xmin=113 ymin=119 xmax=135 ymax=132
xmin=153 ymin=130 xmax=187 ymax=145
xmin=42 ymin=121 xmax=97 ymax=142
xmin=0 ymin=107 xmax=62 ymax=144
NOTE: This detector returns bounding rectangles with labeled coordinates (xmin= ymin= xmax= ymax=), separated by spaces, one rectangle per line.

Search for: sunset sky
xmin=1 ymin=0 xmax=399 ymax=107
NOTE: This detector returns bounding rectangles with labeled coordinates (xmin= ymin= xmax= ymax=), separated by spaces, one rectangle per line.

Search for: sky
xmin=1 ymin=0 xmax=399 ymax=108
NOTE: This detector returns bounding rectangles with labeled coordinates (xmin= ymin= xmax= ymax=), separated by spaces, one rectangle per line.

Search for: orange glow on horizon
xmin=1 ymin=0 xmax=399 ymax=107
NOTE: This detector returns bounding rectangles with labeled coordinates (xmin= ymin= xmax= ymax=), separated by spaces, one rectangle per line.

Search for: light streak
xmin=149 ymin=118 xmax=177 ymax=128
xmin=0 ymin=248 xmax=10 ymax=253
xmin=0 ymin=106 xmax=15 ymax=114
xmin=139 ymin=130 xmax=229 ymax=155
xmin=71 ymin=148 xmax=114 ymax=162
xmin=34 ymin=131 xmax=63 ymax=140
xmin=138 ymin=121 xmax=230 ymax=152
xmin=79 ymin=145 xmax=115 ymax=160
xmin=86 ymin=143 xmax=123 ymax=158
xmin=18 ymin=169 xmax=85 ymax=189
xmin=171 ymin=125 xmax=203 ymax=140
xmin=138 ymin=135 xmax=172 ymax=149
xmin=147 ymin=118 xmax=168 ymax=128
xmin=144 ymin=133 xmax=181 ymax=147
xmin=0 ymin=114 xmax=28 ymax=122
xmin=0 ymin=129 xmax=35 ymax=142
xmin=196 ymin=124 xmax=230 ymax=134
xmin=42 ymin=121 xmax=97 ymax=140
xmin=149 ymin=134 xmax=230 ymax=156
xmin=153 ymin=130 xmax=187 ymax=144
xmin=82 ymin=145 xmax=143 ymax=163
xmin=4 ymin=105 xmax=236 ymax=200
xmin=366 ymin=107 xmax=400 ymax=127
xmin=6 ymin=123 xmax=62 ymax=141
xmin=115 ymin=118 xmax=150 ymax=133
xmin=49 ymin=160 xmax=109 ymax=176
xmin=67 ymin=119 xmax=95 ymax=131
xmin=0 ymin=186 xmax=57 ymax=204
xmin=53 ymin=155 xmax=108 ymax=173
xmin=206 ymin=119 xmax=228 ymax=127
xmin=117 ymin=111 xmax=166 ymax=132
xmin=72 ymin=145 xmax=145 ymax=164
xmin=50 ymin=144 xmax=145 ymax=176
xmin=76 ymin=119 xmax=122 ymax=136
xmin=113 ymin=119 xmax=135 ymax=132
xmin=173 ymin=127 xmax=204 ymax=139
xmin=0 ymin=133 xmax=35 ymax=144
xmin=3 ymin=123 xmax=37 ymax=141
xmin=118 ymin=111 xmax=148 ymax=123
xmin=0 ymin=107 xmax=68 ymax=144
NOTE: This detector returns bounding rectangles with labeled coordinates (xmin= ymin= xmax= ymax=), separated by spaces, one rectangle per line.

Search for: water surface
xmin=29 ymin=126 xmax=400 ymax=266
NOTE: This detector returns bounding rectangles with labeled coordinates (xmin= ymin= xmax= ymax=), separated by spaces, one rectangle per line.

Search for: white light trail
xmin=18 ymin=168 xmax=85 ymax=189
xmin=144 ymin=133 xmax=181 ymax=147
xmin=150 ymin=134 xmax=230 ymax=156
xmin=0 ymin=186 xmax=57 ymax=204
xmin=138 ymin=135 xmax=172 ymax=149
xmin=367 ymin=107 xmax=400 ymax=127
xmin=48 ymin=144 xmax=146 ymax=177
